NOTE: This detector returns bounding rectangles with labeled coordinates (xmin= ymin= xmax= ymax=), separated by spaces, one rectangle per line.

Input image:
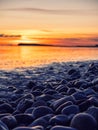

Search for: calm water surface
xmin=0 ymin=46 xmax=98 ymax=70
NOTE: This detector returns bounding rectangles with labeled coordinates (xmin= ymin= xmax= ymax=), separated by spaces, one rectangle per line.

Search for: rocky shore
xmin=0 ymin=61 xmax=98 ymax=130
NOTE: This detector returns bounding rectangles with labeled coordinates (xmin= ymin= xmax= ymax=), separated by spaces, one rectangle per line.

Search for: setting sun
xmin=17 ymin=35 xmax=39 ymax=44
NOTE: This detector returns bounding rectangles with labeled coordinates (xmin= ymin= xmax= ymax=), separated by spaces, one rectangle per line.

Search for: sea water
xmin=0 ymin=46 xmax=98 ymax=69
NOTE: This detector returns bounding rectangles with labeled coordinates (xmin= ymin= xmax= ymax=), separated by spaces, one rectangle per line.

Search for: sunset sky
xmin=0 ymin=0 xmax=98 ymax=46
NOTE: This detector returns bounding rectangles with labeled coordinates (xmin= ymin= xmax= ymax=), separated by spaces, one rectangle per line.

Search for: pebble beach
xmin=0 ymin=60 xmax=98 ymax=130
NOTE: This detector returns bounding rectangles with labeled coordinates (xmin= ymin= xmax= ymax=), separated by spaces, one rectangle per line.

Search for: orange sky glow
xmin=0 ymin=0 xmax=98 ymax=46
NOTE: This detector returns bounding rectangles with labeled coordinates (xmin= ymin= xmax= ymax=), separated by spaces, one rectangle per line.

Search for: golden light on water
xmin=0 ymin=46 xmax=98 ymax=69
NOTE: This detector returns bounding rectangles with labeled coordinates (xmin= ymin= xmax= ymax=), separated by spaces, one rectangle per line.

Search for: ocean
xmin=0 ymin=46 xmax=98 ymax=70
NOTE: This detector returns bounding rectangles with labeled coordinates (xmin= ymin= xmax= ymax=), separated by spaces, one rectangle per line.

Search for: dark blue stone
xmin=30 ymin=118 xmax=47 ymax=128
xmin=13 ymin=127 xmax=33 ymax=130
xmin=79 ymin=100 xmax=91 ymax=112
xmin=87 ymin=106 xmax=98 ymax=128
xmin=0 ymin=103 xmax=14 ymax=113
xmin=67 ymin=68 xmax=81 ymax=80
xmin=0 ymin=120 xmax=9 ymax=130
xmin=56 ymin=101 xmax=73 ymax=114
xmin=88 ymin=62 xmax=98 ymax=75
xmin=49 ymin=114 xmax=68 ymax=126
xmin=25 ymin=107 xmax=34 ymax=114
xmin=61 ymin=105 xmax=79 ymax=115
xmin=31 ymin=90 xmax=42 ymax=97
xmin=16 ymin=99 xmax=33 ymax=113
xmin=0 ymin=113 xmax=11 ymax=118
xmin=1 ymin=115 xmax=17 ymax=129
xmin=92 ymin=78 xmax=98 ymax=85
xmin=14 ymin=114 xmax=33 ymax=126
xmin=29 ymin=114 xmax=53 ymax=128
xmin=56 ymin=85 xmax=68 ymax=93
xmin=13 ymin=126 xmax=44 ymax=130
xmin=73 ymin=80 xmax=89 ymax=89
xmin=84 ymin=88 xmax=96 ymax=96
xmin=32 ymin=100 xmax=47 ymax=107
xmin=67 ymin=88 xmax=77 ymax=95
xmin=70 ymin=113 xmax=97 ymax=130
xmin=32 ymin=106 xmax=53 ymax=119
xmin=14 ymin=89 xmax=24 ymax=94
xmin=44 ymin=90 xmax=57 ymax=95
xmin=88 ymin=97 xmax=98 ymax=107
xmin=50 ymin=125 xmax=77 ymax=130
xmin=26 ymin=81 xmax=36 ymax=89
xmin=36 ymin=94 xmax=54 ymax=102
xmin=32 ymin=85 xmax=45 ymax=91
xmin=15 ymin=93 xmax=34 ymax=105
xmin=72 ymin=91 xmax=87 ymax=101
xmin=52 ymin=96 xmax=75 ymax=110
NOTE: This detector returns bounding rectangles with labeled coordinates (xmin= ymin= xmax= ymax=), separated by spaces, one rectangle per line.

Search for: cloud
xmin=0 ymin=7 xmax=97 ymax=15
xmin=90 ymin=37 xmax=98 ymax=42
xmin=0 ymin=34 xmax=21 ymax=38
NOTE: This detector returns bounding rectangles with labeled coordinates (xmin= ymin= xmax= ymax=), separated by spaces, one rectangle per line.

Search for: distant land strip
xmin=18 ymin=43 xmax=98 ymax=47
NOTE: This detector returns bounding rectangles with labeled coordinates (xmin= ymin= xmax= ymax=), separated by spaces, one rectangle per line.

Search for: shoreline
xmin=0 ymin=60 xmax=98 ymax=130
xmin=1 ymin=59 xmax=98 ymax=71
